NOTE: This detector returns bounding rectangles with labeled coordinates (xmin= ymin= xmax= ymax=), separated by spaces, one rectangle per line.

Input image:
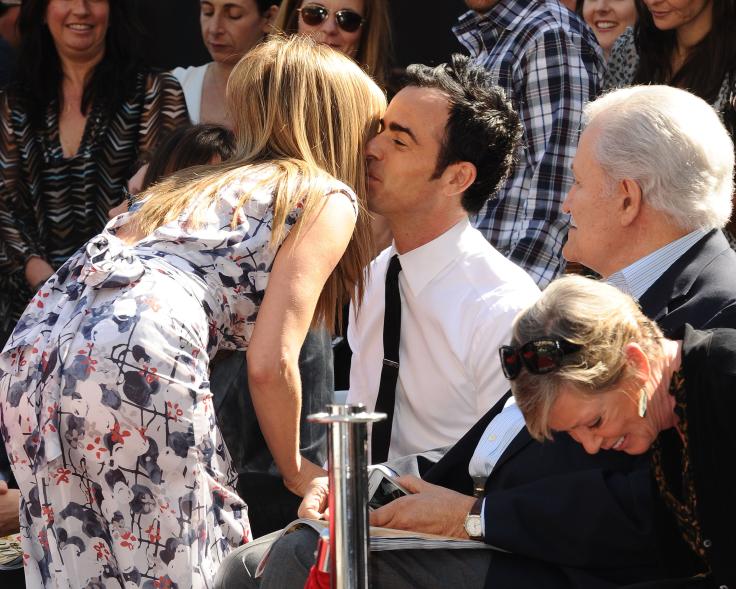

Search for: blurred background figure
xmin=274 ymin=0 xmax=392 ymax=89
xmin=604 ymin=0 xmax=736 ymax=243
xmin=577 ymin=0 xmax=636 ymax=59
xmin=0 ymin=0 xmax=188 ymax=347
xmin=0 ymin=0 xmax=20 ymax=86
xmin=172 ymin=0 xmax=279 ymax=126
xmin=605 ymin=0 xmax=734 ymax=103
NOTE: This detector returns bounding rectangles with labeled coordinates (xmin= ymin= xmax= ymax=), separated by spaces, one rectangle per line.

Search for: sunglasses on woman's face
xmin=499 ymin=338 xmax=582 ymax=380
xmin=297 ymin=4 xmax=365 ymax=33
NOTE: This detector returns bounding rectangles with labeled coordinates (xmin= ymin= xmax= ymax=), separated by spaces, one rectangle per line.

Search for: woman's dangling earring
xmin=638 ymin=388 xmax=648 ymax=418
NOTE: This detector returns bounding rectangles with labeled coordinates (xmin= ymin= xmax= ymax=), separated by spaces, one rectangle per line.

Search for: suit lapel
xmin=423 ymin=391 xmax=511 ymax=490
xmin=492 ymin=427 xmax=534 ymax=472
xmin=638 ymin=230 xmax=725 ymax=320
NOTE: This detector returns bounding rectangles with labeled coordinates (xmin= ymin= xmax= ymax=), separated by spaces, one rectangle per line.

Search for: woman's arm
xmin=247 ymin=191 xmax=357 ymax=496
xmin=0 ymin=93 xmax=49 ymax=285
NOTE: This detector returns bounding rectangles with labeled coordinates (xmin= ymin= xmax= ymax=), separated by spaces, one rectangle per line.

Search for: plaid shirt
xmin=454 ymin=0 xmax=604 ymax=288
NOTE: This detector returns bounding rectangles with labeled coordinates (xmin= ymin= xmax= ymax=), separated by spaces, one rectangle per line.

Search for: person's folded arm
xmin=0 ymin=94 xmax=48 ymax=283
xmin=482 ymin=462 xmax=658 ymax=568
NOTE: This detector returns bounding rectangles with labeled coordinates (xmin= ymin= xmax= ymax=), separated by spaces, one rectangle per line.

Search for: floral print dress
xmin=0 ymin=166 xmax=355 ymax=588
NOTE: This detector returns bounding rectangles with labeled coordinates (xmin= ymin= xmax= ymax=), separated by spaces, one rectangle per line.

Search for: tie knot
xmin=387 ymin=254 xmax=402 ymax=281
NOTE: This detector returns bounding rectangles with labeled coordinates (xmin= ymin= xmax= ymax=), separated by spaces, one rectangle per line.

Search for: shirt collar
xmin=454 ymin=0 xmax=537 ymax=40
xmin=606 ymin=230 xmax=707 ymax=300
xmin=393 ymin=218 xmax=472 ymax=297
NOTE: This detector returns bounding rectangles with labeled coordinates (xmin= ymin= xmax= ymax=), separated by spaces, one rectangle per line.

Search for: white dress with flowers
xmin=0 ymin=166 xmax=355 ymax=588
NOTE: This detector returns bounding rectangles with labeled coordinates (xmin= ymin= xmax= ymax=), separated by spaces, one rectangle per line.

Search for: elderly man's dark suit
xmin=422 ymin=229 xmax=736 ymax=588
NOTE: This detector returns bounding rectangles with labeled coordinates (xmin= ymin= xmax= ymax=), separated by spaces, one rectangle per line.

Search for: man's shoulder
xmin=643 ymin=231 xmax=736 ymax=331
xmin=504 ymin=0 xmax=595 ymax=46
xmin=455 ymin=227 xmax=540 ymax=304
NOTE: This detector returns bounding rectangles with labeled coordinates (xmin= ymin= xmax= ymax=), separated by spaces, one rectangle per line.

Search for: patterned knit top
xmin=0 ymin=70 xmax=189 ymax=342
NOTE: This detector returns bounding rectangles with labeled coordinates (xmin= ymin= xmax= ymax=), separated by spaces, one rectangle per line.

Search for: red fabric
xmin=304 ymin=565 xmax=330 ymax=589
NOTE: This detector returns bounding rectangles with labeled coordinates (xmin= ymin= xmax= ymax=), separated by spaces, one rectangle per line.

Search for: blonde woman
xmin=506 ymin=276 xmax=736 ymax=587
xmin=274 ymin=0 xmax=392 ymax=89
xmin=0 ymin=35 xmax=385 ymax=588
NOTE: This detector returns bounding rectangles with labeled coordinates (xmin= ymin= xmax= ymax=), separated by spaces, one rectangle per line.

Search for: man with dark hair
xmin=212 ymin=55 xmax=540 ymax=587
xmin=456 ymin=0 xmax=603 ymax=288
xmin=345 ymin=55 xmax=539 ymax=462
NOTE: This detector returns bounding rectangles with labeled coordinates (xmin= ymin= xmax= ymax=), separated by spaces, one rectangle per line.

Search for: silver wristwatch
xmin=464 ymin=497 xmax=484 ymax=540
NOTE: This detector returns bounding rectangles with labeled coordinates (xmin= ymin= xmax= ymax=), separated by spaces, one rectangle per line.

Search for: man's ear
xmin=262 ymin=4 xmax=280 ymax=31
xmin=443 ymin=161 xmax=477 ymax=198
xmin=617 ymin=178 xmax=643 ymax=227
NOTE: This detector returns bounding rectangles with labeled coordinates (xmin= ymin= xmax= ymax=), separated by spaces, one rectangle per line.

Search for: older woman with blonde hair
xmin=274 ymin=0 xmax=392 ymax=88
xmin=0 ymin=34 xmax=385 ymax=588
xmin=504 ymin=275 xmax=736 ymax=588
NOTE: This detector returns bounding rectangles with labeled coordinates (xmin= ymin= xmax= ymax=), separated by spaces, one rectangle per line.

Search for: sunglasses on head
xmin=298 ymin=4 xmax=365 ymax=33
xmin=499 ymin=338 xmax=582 ymax=380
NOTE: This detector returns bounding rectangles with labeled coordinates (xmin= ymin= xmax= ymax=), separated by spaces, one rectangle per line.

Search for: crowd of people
xmin=0 ymin=0 xmax=734 ymax=588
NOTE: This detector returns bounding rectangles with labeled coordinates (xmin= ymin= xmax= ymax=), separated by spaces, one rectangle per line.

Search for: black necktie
xmin=371 ymin=254 xmax=402 ymax=463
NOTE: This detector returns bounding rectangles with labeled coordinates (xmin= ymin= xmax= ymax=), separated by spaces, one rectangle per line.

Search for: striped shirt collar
xmin=606 ymin=230 xmax=706 ymax=300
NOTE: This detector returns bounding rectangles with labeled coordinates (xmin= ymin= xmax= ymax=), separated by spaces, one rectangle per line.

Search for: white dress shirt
xmin=347 ymin=218 xmax=540 ymax=459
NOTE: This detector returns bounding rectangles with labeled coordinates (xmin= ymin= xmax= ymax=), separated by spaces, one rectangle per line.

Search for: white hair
xmin=583 ymin=85 xmax=734 ymax=231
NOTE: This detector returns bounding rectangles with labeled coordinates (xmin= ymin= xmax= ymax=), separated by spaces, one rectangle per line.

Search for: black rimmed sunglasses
xmin=297 ymin=4 xmax=365 ymax=33
xmin=499 ymin=338 xmax=582 ymax=380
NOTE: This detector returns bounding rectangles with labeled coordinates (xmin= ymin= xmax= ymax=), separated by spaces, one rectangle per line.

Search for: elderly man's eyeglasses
xmin=499 ymin=338 xmax=582 ymax=380
xmin=297 ymin=4 xmax=365 ymax=33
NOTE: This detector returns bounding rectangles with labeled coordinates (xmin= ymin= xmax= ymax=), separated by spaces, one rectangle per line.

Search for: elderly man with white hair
xmin=564 ymin=84 xmax=736 ymax=330
xmin=214 ymin=86 xmax=736 ymax=589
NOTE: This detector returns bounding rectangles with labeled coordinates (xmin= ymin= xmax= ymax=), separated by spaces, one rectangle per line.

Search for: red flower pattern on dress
xmin=110 ymin=421 xmax=131 ymax=445
xmin=54 ymin=467 xmax=71 ymax=484
xmin=153 ymin=576 xmax=175 ymax=589
xmin=85 ymin=436 xmax=108 ymax=460
xmin=165 ymin=401 xmax=183 ymax=422
xmin=41 ymin=505 xmax=54 ymax=525
xmin=138 ymin=363 xmax=159 ymax=384
xmin=119 ymin=531 xmax=138 ymax=550
xmin=43 ymin=403 xmax=59 ymax=433
xmin=145 ymin=523 xmax=161 ymax=544
xmin=93 ymin=541 xmax=111 ymax=561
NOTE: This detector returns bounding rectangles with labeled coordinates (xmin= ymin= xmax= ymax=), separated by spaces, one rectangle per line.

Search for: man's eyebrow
xmin=388 ymin=121 xmax=418 ymax=145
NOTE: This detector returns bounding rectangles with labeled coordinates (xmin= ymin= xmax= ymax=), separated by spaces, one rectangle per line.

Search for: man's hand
xmin=297 ymin=474 xmax=329 ymax=520
xmin=0 ymin=480 xmax=20 ymax=536
xmin=369 ymin=475 xmax=476 ymax=540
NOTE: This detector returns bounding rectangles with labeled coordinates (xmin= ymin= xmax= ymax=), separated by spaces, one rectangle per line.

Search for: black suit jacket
xmin=638 ymin=229 xmax=736 ymax=334
xmin=423 ymin=230 xmax=736 ymax=588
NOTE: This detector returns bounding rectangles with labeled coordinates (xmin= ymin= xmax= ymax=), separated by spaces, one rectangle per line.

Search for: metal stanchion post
xmin=308 ymin=404 xmax=385 ymax=589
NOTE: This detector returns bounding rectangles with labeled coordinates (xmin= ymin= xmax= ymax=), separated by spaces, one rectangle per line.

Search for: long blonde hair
xmin=273 ymin=0 xmax=392 ymax=88
xmin=132 ymin=35 xmax=386 ymax=331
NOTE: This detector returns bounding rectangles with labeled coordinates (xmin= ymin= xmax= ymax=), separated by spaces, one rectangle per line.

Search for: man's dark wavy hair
xmin=402 ymin=54 xmax=522 ymax=214
xmin=15 ymin=0 xmax=145 ymax=130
